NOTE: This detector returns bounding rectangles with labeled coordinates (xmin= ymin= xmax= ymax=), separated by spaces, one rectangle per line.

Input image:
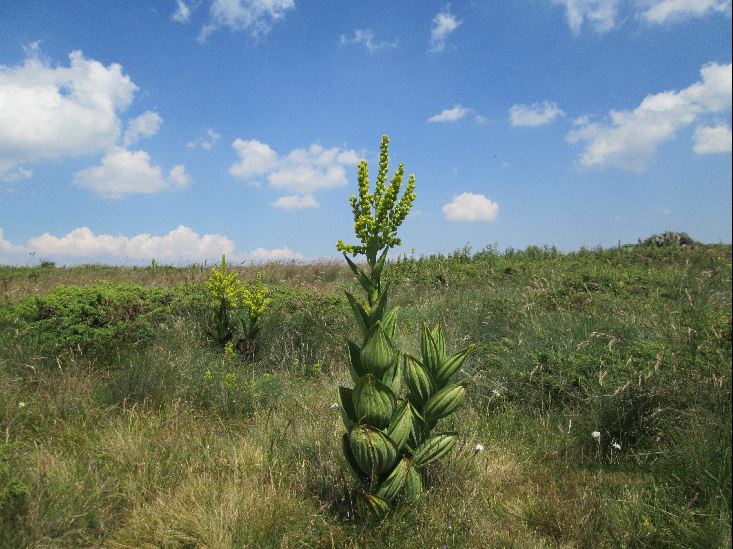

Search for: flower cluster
xmin=204 ymin=254 xmax=241 ymax=309
xmin=241 ymin=274 xmax=272 ymax=322
xmin=204 ymin=255 xmax=271 ymax=356
xmin=336 ymin=135 xmax=416 ymax=262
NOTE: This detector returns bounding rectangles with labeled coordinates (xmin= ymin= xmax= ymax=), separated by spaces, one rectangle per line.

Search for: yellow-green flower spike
xmin=335 ymin=135 xmax=416 ymax=262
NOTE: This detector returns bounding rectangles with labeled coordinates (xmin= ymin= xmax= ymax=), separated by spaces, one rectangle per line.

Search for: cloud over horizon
xmin=0 ymin=225 xmax=302 ymax=264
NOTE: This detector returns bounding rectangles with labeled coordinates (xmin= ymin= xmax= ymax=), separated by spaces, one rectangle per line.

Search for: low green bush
xmin=2 ymin=282 xmax=174 ymax=359
xmin=203 ymin=255 xmax=271 ymax=357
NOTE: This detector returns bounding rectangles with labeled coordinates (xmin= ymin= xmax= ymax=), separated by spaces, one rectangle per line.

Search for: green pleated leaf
xmin=381 ymin=356 xmax=402 ymax=395
xmin=404 ymin=354 xmax=433 ymax=408
xmin=347 ymin=340 xmax=366 ymax=381
xmin=360 ymin=322 xmax=395 ymax=378
xmin=357 ymin=492 xmax=390 ymax=520
xmin=345 ymin=291 xmax=370 ymax=336
xmin=412 ymin=434 xmax=456 ymax=468
xmin=423 ymin=384 xmax=465 ymax=426
xmin=368 ymin=288 xmax=378 ymax=307
xmin=407 ymin=407 xmax=427 ymax=450
xmin=421 ymin=325 xmax=440 ymax=377
xmin=368 ymin=284 xmax=390 ymax=326
xmin=431 ymin=324 xmax=447 ymax=364
xmin=353 ymin=374 xmax=396 ymax=429
xmin=372 ymin=248 xmax=389 ymax=281
xmin=376 ymin=458 xmax=410 ymax=502
xmin=342 ymin=433 xmax=366 ymax=485
xmin=339 ymin=386 xmax=356 ymax=430
xmin=344 ymin=253 xmax=373 ymax=294
xmin=382 ymin=306 xmax=400 ymax=339
xmin=349 ymin=425 xmax=398 ymax=477
xmin=403 ymin=464 xmax=422 ymax=503
xmin=435 ymin=345 xmax=474 ymax=386
xmin=386 ymin=400 xmax=414 ymax=450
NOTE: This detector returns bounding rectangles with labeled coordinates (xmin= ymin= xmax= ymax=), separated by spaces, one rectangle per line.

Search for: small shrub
xmin=2 ymin=282 xmax=172 ymax=359
xmin=640 ymin=231 xmax=697 ymax=248
xmin=204 ymin=255 xmax=271 ymax=358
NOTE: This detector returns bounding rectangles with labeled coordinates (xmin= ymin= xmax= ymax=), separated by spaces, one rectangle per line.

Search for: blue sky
xmin=1 ymin=0 xmax=731 ymax=265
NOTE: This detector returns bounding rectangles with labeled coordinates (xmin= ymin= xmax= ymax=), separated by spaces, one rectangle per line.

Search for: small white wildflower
xmin=475 ymin=443 xmax=485 ymax=453
xmin=330 ymin=402 xmax=340 ymax=410
xmin=18 ymin=402 xmax=26 ymax=408
xmin=491 ymin=389 xmax=502 ymax=398
xmin=591 ymin=431 xmax=601 ymax=441
xmin=611 ymin=440 xmax=621 ymax=450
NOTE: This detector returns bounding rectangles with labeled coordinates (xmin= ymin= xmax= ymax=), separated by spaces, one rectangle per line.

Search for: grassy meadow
xmin=0 ymin=243 xmax=731 ymax=548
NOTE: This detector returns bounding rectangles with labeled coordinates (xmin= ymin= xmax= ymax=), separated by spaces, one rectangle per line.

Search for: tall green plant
xmin=337 ymin=135 xmax=474 ymax=518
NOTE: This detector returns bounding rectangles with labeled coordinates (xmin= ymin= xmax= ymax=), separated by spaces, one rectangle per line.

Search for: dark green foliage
xmin=1 ymin=282 xmax=173 ymax=359
xmin=257 ymin=286 xmax=352 ymax=372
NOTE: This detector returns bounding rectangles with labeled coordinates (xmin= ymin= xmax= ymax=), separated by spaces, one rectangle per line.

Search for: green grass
xmin=1 ymin=244 xmax=730 ymax=547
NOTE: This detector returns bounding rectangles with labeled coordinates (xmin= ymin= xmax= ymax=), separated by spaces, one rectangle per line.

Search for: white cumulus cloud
xmin=0 ymin=50 xmax=137 ymax=178
xmin=637 ymin=0 xmax=731 ymax=24
xmin=443 ymin=192 xmax=500 ymax=222
xmin=123 ymin=111 xmax=163 ymax=146
xmin=552 ymin=0 xmax=620 ymax=33
xmin=568 ymin=62 xmax=732 ymax=171
xmin=0 ymin=228 xmax=24 ymax=255
xmin=168 ymin=164 xmax=192 ymax=187
xmin=0 ymin=225 xmax=303 ymax=265
xmin=693 ymin=124 xmax=732 ymax=154
xmin=429 ymin=7 xmax=461 ymax=52
xmin=339 ymin=29 xmax=398 ymax=53
xmin=172 ymin=0 xmax=191 ymax=22
xmin=272 ymin=193 xmax=319 ymax=210
xmin=198 ymin=0 xmax=295 ymax=42
xmin=73 ymin=147 xmax=191 ymax=198
xmin=243 ymin=246 xmax=302 ymax=261
xmin=229 ymin=138 xmax=278 ymax=180
xmin=509 ymin=101 xmax=565 ymax=127
xmin=428 ymin=104 xmax=471 ymax=123
xmin=26 ymin=225 xmax=233 ymax=262
xmin=230 ymin=139 xmax=359 ymax=203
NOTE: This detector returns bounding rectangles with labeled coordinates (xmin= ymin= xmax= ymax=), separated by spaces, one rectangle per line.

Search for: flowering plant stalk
xmin=204 ymin=255 xmax=271 ymax=358
xmin=337 ymin=135 xmax=473 ymax=518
